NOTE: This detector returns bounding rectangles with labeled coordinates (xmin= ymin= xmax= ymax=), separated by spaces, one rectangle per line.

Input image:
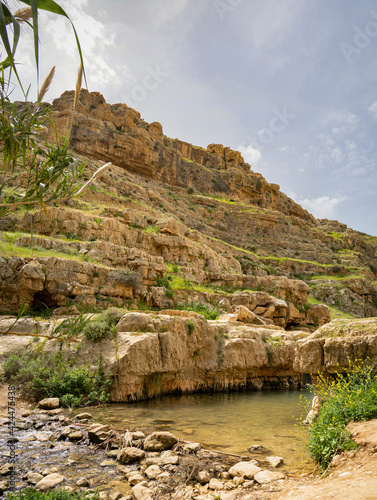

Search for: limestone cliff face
xmin=49 ymin=90 xmax=314 ymax=221
xmin=293 ymin=318 xmax=377 ymax=374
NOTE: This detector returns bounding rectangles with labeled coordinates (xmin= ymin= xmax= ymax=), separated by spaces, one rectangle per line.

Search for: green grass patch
xmin=174 ymin=302 xmax=221 ymax=320
xmin=306 ymin=361 xmax=377 ymax=470
xmin=307 ymin=296 xmax=356 ymax=320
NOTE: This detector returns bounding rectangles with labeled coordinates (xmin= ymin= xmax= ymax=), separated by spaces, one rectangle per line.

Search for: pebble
xmin=208 ymin=478 xmax=223 ymax=490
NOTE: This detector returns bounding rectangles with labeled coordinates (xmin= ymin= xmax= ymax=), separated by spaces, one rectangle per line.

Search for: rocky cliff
xmin=2 ymin=89 xmax=376 ymax=319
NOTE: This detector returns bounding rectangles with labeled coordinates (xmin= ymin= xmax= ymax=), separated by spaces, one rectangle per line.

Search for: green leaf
xmin=18 ymin=0 xmax=87 ymax=86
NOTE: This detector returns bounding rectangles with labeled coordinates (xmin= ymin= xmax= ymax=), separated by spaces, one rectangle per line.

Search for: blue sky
xmin=9 ymin=0 xmax=377 ymax=235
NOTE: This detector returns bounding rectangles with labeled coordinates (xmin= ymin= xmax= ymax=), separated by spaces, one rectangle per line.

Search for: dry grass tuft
xmin=14 ymin=7 xmax=32 ymax=22
xmin=37 ymin=66 xmax=55 ymax=104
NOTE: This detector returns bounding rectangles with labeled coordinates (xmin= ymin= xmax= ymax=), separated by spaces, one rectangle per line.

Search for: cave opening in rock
xmin=31 ymin=290 xmax=58 ymax=312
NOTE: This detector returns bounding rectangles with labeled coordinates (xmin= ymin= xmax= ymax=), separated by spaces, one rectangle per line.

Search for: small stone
xmin=21 ymin=410 xmax=33 ymax=417
xmin=110 ymin=492 xmax=123 ymax=500
xmin=232 ymin=476 xmax=245 ymax=486
xmin=182 ymin=441 xmax=201 ymax=453
xmin=160 ymin=450 xmax=179 ymax=465
xmin=0 ymin=463 xmax=14 ymax=476
xmin=35 ymin=473 xmax=65 ymax=490
xmin=143 ymin=431 xmax=177 ymax=451
xmin=248 ymin=444 xmax=268 ymax=453
xmin=100 ymin=460 xmax=117 ymax=467
xmin=26 ymin=472 xmax=44 ymax=484
xmin=253 ymin=470 xmax=285 ymax=484
xmin=265 ymin=456 xmax=284 ymax=468
xmin=145 ymin=465 xmax=162 ymax=479
xmin=127 ymin=473 xmax=145 ymax=486
xmin=117 ymin=447 xmax=145 ymax=464
xmin=243 ymin=480 xmax=254 ymax=488
xmin=132 ymin=482 xmax=153 ymax=500
xmin=132 ymin=431 xmax=146 ymax=440
xmin=46 ymin=409 xmax=63 ymax=416
xmin=76 ymin=477 xmax=90 ymax=487
xmin=221 ymin=472 xmax=231 ymax=479
xmin=75 ymin=412 xmax=93 ymax=420
xmin=197 ymin=470 xmax=211 ymax=484
xmin=228 ymin=462 xmax=262 ymax=479
xmin=64 ymin=459 xmax=77 ymax=466
xmin=68 ymin=431 xmax=83 ymax=441
xmin=0 ymin=481 xmax=8 ymax=494
xmin=208 ymin=478 xmax=223 ymax=490
xmin=107 ymin=450 xmax=120 ymax=459
xmin=157 ymin=472 xmax=170 ymax=484
xmin=38 ymin=398 xmax=60 ymax=410
xmin=58 ymin=428 xmax=72 ymax=440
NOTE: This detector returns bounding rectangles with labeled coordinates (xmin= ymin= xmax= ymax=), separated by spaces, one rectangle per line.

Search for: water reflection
xmin=85 ymin=389 xmax=313 ymax=470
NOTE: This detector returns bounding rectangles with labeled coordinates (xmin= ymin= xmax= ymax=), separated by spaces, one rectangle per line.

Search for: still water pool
xmin=86 ymin=389 xmax=313 ymax=471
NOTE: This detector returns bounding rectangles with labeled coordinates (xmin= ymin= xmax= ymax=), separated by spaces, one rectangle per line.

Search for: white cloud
xmin=288 ymin=193 xmax=346 ymax=219
xmin=237 ymin=144 xmax=262 ymax=166
xmin=324 ymin=109 xmax=358 ymax=127
xmin=368 ymin=101 xmax=377 ymax=120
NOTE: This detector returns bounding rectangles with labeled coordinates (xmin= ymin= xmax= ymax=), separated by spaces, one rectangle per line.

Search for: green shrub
xmin=83 ymin=307 xmax=125 ymax=342
xmin=2 ymin=352 xmax=112 ymax=407
xmin=109 ymin=267 xmax=140 ymax=287
xmin=155 ymin=274 xmax=172 ymax=288
xmin=307 ymin=361 xmax=377 ymax=470
xmin=186 ymin=320 xmax=195 ymax=335
xmin=7 ymin=488 xmax=100 ymax=500
xmin=174 ymin=302 xmax=221 ymax=320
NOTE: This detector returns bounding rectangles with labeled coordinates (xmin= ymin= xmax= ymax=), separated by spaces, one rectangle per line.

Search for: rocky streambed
xmin=0 ymin=397 xmax=305 ymax=500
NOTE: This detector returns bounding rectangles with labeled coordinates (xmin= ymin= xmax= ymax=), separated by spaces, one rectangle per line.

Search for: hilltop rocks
xmin=48 ymin=90 xmax=314 ymax=221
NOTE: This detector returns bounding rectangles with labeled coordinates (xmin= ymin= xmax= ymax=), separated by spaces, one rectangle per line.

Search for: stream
xmin=85 ymin=389 xmax=313 ymax=471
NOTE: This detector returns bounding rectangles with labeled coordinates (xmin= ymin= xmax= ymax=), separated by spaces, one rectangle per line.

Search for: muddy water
xmin=87 ymin=389 xmax=313 ymax=471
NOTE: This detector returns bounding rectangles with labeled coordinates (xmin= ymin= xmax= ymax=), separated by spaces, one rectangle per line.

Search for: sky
xmin=6 ymin=0 xmax=377 ymax=236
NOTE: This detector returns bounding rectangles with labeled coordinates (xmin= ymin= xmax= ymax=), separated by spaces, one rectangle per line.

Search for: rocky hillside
xmin=1 ymin=89 xmax=377 ymax=322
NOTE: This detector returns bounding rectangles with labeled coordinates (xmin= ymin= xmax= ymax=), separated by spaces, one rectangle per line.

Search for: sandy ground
xmin=1 ymin=382 xmax=377 ymax=499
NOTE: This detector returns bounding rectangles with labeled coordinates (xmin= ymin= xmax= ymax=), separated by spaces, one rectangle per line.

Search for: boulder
xmin=117 ymin=447 xmax=145 ymax=464
xmin=253 ymin=470 xmax=285 ymax=484
xmin=35 ymin=473 xmax=65 ymax=490
xmin=209 ymin=478 xmax=224 ymax=490
xmin=75 ymin=412 xmax=93 ymax=420
xmin=38 ymin=398 xmax=60 ymax=410
xmin=143 ymin=431 xmax=177 ymax=451
xmin=26 ymin=472 xmax=44 ymax=484
xmin=265 ymin=456 xmax=284 ymax=467
xmin=145 ymin=465 xmax=162 ymax=479
xmin=197 ymin=470 xmax=211 ymax=484
xmin=76 ymin=477 xmax=90 ymax=487
xmin=88 ymin=423 xmax=113 ymax=443
xmin=228 ymin=462 xmax=262 ymax=479
xmin=132 ymin=482 xmax=153 ymax=500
